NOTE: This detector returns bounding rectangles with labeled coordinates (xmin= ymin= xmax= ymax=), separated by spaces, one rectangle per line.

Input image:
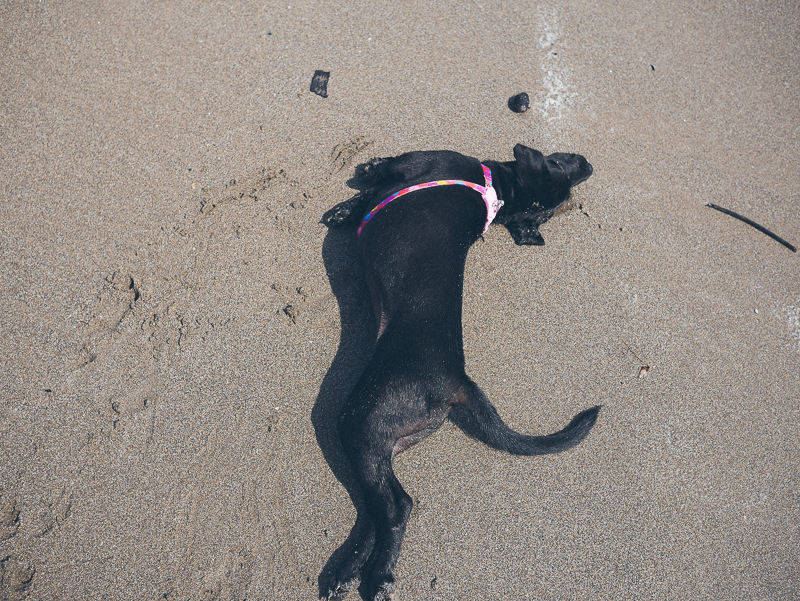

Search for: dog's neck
xmin=481 ymin=160 xmax=520 ymax=220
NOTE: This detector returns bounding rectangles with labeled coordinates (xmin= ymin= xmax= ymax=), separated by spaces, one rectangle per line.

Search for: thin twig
xmin=621 ymin=338 xmax=650 ymax=379
xmin=621 ymin=338 xmax=646 ymax=365
xmin=706 ymin=203 xmax=796 ymax=253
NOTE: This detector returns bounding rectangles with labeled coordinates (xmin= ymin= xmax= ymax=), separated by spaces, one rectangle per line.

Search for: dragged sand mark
xmin=27 ymin=486 xmax=73 ymax=539
xmin=193 ymin=167 xmax=290 ymax=222
xmin=163 ymin=409 xmax=285 ymax=600
xmin=75 ymin=271 xmax=144 ymax=367
xmin=74 ymin=272 xmax=180 ymax=371
xmin=73 ymin=164 xmax=316 ymax=381
xmin=0 ymin=555 xmax=35 ymax=601
xmin=0 ymin=491 xmax=20 ymax=542
xmin=197 ymin=546 xmax=256 ymax=601
xmin=536 ymin=8 xmax=577 ymax=120
xmin=67 ymin=172 xmax=301 ymax=458
xmin=76 ymin=170 xmax=299 ymax=366
xmin=270 ymin=282 xmax=335 ymax=325
xmin=330 ymin=136 xmax=374 ymax=173
xmin=180 ymin=167 xmax=314 ymax=238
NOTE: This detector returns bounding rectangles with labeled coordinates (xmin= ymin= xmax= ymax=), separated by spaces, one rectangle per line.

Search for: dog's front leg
xmin=321 ymin=195 xmax=367 ymax=227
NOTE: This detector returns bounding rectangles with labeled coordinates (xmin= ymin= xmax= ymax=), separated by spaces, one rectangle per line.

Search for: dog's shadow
xmin=312 ymin=184 xmax=376 ymax=599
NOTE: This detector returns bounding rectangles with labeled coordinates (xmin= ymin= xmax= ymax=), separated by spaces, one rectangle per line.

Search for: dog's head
xmin=497 ymin=144 xmax=593 ymax=245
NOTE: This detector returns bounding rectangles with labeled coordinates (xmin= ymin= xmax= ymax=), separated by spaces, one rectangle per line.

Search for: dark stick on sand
xmin=706 ymin=203 xmax=796 ymax=253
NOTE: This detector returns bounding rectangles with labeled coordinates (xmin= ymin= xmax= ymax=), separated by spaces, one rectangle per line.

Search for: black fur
xmin=320 ymin=144 xmax=598 ymax=601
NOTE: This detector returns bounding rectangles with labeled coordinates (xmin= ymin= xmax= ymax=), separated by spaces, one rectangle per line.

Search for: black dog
xmin=321 ymin=144 xmax=599 ymax=600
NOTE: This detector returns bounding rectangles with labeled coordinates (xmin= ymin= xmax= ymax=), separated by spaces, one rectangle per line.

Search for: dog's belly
xmin=389 ymin=385 xmax=469 ymax=455
xmin=392 ymin=406 xmax=450 ymax=457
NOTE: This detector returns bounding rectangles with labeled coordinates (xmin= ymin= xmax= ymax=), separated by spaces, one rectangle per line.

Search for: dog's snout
xmin=547 ymin=152 xmax=593 ymax=186
xmin=569 ymin=154 xmax=592 ymax=186
xmin=573 ymin=154 xmax=591 ymax=174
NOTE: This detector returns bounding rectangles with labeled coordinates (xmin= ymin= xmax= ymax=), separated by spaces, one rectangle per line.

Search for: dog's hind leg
xmin=321 ymin=443 xmax=378 ymax=599
xmin=354 ymin=401 xmax=452 ymax=600
xmin=325 ymin=438 xmax=412 ymax=600
xmin=354 ymin=451 xmax=413 ymax=601
xmin=335 ymin=386 xmax=448 ymax=600
xmin=324 ymin=420 xmax=415 ymax=600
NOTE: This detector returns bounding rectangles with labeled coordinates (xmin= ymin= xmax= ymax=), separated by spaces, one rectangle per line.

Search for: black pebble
xmin=508 ymin=92 xmax=530 ymax=113
xmin=310 ymin=70 xmax=330 ymax=98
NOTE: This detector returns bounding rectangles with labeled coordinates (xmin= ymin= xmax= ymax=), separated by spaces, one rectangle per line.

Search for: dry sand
xmin=1 ymin=0 xmax=798 ymax=599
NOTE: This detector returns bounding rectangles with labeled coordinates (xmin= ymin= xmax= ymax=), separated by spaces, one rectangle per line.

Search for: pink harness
xmin=357 ymin=164 xmax=504 ymax=238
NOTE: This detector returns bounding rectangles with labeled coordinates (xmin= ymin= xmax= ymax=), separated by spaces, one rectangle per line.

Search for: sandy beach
xmin=1 ymin=0 xmax=798 ymax=599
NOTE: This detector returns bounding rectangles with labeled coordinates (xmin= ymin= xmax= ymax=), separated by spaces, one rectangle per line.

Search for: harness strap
xmin=357 ymin=164 xmax=503 ymax=238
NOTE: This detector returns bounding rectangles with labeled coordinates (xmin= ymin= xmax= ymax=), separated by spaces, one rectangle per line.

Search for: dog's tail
xmin=448 ymin=382 xmax=600 ymax=456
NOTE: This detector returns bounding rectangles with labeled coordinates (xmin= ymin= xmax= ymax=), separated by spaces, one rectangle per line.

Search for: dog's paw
xmin=359 ymin=574 xmax=396 ymax=601
xmin=321 ymin=559 xmax=364 ymax=601
xmin=321 ymin=197 xmax=363 ymax=228
xmin=360 ymin=157 xmax=390 ymax=179
xmin=371 ymin=580 xmax=395 ymax=601
xmin=353 ymin=156 xmax=405 ymax=191
xmin=321 ymin=576 xmax=358 ymax=601
xmin=504 ymin=214 xmax=546 ymax=245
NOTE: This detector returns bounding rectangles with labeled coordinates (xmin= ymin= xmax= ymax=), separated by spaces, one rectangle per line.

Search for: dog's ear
xmin=504 ymin=214 xmax=546 ymax=245
xmin=513 ymin=144 xmax=545 ymax=172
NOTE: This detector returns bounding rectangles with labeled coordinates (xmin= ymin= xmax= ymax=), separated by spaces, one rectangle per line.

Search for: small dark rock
xmin=508 ymin=92 xmax=530 ymax=113
xmin=310 ymin=70 xmax=330 ymax=98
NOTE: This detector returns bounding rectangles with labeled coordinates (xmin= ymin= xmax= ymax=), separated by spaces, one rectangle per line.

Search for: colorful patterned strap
xmin=357 ymin=163 xmax=504 ymax=238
